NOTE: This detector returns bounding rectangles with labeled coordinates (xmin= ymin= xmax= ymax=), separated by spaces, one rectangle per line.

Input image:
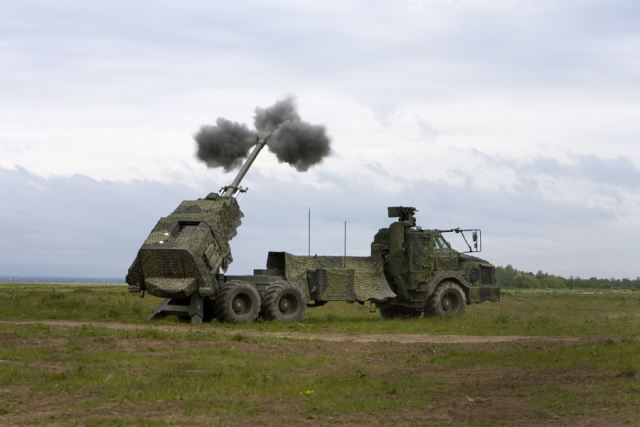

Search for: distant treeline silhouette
xmin=496 ymin=265 xmax=640 ymax=290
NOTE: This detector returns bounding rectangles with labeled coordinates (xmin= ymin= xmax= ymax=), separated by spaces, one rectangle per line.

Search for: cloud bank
xmin=0 ymin=1 xmax=639 ymax=279
xmin=1 ymin=161 xmax=638 ymax=279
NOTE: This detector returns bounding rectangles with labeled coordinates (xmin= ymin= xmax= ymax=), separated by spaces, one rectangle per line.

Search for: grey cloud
xmin=0 ymin=167 xmax=195 ymax=278
xmin=469 ymin=150 xmax=640 ymax=191
xmin=516 ymin=155 xmax=640 ymax=190
xmin=1 ymin=1 xmax=639 ymax=282
xmin=3 ymin=0 xmax=640 ymax=111
xmin=236 ymin=167 xmax=633 ymax=279
xmin=554 ymin=155 xmax=640 ymax=189
xmin=0 ymin=156 xmax=635 ymax=279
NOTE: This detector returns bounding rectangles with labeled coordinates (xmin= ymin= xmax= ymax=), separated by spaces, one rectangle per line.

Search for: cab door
xmin=406 ymin=231 xmax=431 ymax=289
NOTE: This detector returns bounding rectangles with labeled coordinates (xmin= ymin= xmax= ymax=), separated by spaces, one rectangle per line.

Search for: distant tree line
xmin=495 ymin=265 xmax=640 ymax=290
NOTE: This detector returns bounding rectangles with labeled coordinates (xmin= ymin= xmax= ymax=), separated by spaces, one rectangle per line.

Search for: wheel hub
xmin=233 ymin=297 xmax=246 ymax=313
xmin=279 ymin=297 xmax=291 ymax=312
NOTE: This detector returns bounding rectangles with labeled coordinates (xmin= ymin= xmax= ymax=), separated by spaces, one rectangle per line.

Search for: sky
xmin=1 ymin=0 xmax=639 ymax=279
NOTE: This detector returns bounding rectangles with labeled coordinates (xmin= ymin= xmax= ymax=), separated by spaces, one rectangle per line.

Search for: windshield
xmin=433 ymin=235 xmax=451 ymax=249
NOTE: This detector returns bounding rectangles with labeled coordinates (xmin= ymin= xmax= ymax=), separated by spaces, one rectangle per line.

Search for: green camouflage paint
xmin=126 ymin=193 xmax=243 ymax=299
xmin=266 ymin=252 xmax=396 ymax=302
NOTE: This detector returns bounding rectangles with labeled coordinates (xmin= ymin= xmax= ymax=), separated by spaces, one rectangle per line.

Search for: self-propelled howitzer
xmin=127 ymin=136 xmax=500 ymax=324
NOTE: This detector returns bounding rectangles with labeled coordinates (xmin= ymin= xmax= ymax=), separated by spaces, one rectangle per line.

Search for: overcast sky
xmin=1 ymin=0 xmax=639 ymax=279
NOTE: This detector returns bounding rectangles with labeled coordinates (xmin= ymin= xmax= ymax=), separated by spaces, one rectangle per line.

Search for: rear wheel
xmin=261 ymin=281 xmax=306 ymax=323
xmin=215 ymin=280 xmax=261 ymax=323
xmin=425 ymin=281 xmax=466 ymax=317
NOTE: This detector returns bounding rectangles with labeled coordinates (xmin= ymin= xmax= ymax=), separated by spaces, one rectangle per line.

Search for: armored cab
xmin=370 ymin=206 xmax=500 ymax=318
xmin=126 ymin=135 xmax=270 ymax=323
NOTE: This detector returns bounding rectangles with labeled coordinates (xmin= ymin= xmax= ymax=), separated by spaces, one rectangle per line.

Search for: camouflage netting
xmin=152 ymin=194 xmax=243 ymax=271
xmin=126 ymin=194 xmax=243 ymax=298
xmin=275 ymin=253 xmax=396 ymax=302
xmin=145 ymin=277 xmax=198 ymax=299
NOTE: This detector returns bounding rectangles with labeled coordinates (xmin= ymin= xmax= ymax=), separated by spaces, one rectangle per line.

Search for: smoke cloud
xmin=254 ymin=97 xmax=300 ymax=133
xmin=256 ymin=97 xmax=332 ymax=171
xmin=195 ymin=96 xmax=331 ymax=172
xmin=195 ymin=118 xmax=258 ymax=171
xmin=268 ymin=121 xmax=331 ymax=171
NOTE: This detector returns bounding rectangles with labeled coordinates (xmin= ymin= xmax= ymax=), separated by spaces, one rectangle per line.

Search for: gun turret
xmin=125 ymin=134 xmax=271 ymax=319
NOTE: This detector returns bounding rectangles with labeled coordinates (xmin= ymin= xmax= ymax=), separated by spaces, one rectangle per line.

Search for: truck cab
xmin=371 ymin=206 xmax=500 ymax=318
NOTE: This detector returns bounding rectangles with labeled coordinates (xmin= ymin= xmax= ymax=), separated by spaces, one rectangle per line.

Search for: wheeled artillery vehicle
xmin=126 ymin=137 xmax=500 ymax=323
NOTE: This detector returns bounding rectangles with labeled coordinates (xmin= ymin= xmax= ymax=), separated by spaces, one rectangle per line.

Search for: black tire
xmin=378 ymin=304 xmax=421 ymax=319
xmin=261 ymin=281 xmax=306 ymax=323
xmin=425 ymin=281 xmax=466 ymax=317
xmin=215 ymin=280 xmax=261 ymax=323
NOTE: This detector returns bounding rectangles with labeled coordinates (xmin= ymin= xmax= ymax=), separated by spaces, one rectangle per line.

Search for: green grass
xmin=1 ymin=284 xmax=639 ymax=336
xmin=429 ymin=338 xmax=640 ymax=371
xmin=0 ymin=284 xmax=639 ymax=425
xmin=0 ymin=323 xmax=444 ymax=425
xmin=0 ymin=284 xmax=156 ymax=322
xmin=0 ymin=322 xmax=638 ymax=426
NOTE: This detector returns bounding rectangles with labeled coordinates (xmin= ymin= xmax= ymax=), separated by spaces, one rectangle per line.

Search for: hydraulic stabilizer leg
xmin=148 ymin=294 xmax=204 ymax=324
xmin=188 ymin=293 xmax=204 ymax=324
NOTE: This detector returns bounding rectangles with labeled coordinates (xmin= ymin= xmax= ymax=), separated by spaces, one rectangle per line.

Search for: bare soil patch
xmin=0 ymin=319 xmax=591 ymax=344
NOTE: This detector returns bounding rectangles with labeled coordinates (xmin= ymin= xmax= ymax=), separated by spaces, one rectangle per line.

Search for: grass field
xmin=0 ymin=284 xmax=639 ymax=425
xmin=1 ymin=284 xmax=639 ymax=336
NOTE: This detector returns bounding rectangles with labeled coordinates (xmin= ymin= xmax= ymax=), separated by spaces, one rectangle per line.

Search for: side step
xmin=149 ymin=294 xmax=204 ymax=324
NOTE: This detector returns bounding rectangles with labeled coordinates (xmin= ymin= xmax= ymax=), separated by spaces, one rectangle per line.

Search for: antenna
xmin=343 ymin=220 xmax=347 ymax=268
xmin=308 ymin=207 xmax=311 ymax=256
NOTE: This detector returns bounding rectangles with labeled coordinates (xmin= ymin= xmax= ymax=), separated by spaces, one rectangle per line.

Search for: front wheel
xmin=425 ymin=281 xmax=466 ymax=317
xmin=215 ymin=280 xmax=261 ymax=323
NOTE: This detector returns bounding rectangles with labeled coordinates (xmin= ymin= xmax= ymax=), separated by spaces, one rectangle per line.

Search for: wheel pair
xmin=214 ymin=280 xmax=306 ymax=324
xmin=425 ymin=281 xmax=466 ymax=317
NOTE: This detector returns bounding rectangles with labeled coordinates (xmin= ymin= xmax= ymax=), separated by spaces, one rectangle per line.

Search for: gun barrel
xmin=221 ymin=134 xmax=269 ymax=197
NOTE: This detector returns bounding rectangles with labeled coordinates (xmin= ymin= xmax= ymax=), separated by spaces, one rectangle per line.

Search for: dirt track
xmin=0 ymin=319 xmax=596 ymax=344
